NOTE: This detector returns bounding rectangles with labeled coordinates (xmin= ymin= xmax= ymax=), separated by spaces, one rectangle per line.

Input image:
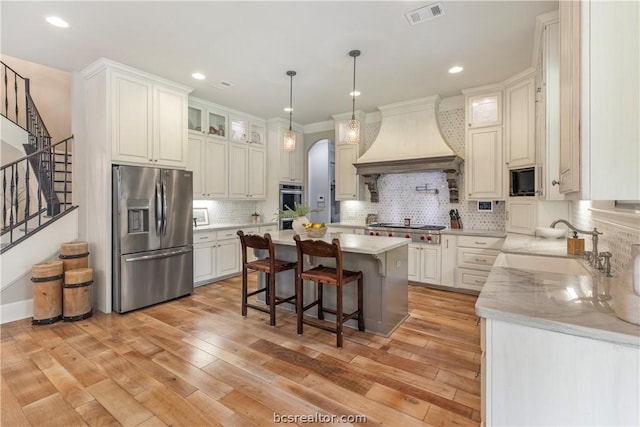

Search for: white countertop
xmin=441 ymin=229 xmax=506 ymax=238
xmin=193 ymin=222 xmax=277 ymax=233
xmin=477 ymin=234 xmax=640 ymax=346
xmin=268 ymin=230 xmax=410 ymax=255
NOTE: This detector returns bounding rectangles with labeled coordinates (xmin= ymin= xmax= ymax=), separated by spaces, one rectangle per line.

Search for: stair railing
xmin=1 ymin=136 xmax=75 ymax=253
xmin=2 ymin=61 xmax=52 ymax=150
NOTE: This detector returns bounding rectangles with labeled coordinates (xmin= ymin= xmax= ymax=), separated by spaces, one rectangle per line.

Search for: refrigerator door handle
xmin=155 ymin=182 xmax=163 ymax=235
xmin=162 ymin=180 xmax=168 ymax=235
xmin=125 ymin=247 xmax=192 ymax=262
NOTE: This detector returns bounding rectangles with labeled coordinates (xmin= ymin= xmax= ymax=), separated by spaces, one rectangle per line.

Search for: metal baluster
xmin=24 ymin=160 xmax=30 ymax=234
xmin=63 ymin=140 xmax=68 ymax=211
xmin=9 ymin=165 xmax=15 ymax=244
xmin=49 ymin=148 xmax=55 ymax=214
xmin=37 ymin=151 xmax=42 ymax=226
xmin=2 ymin=168 xmax=6 ymax=230
xmin=14 ymin=70 xmax=18 ymax=124
xmin=3 ymin=64 xmax=8 ymax=119
xmin=14 ymin=165 xmax=19 ymax=233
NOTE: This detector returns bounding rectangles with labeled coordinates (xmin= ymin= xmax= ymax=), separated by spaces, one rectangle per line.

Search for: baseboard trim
xmin=1 ymin=299 xmax=33 ymax=324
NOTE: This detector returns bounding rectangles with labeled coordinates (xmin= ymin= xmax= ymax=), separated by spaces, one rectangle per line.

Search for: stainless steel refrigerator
xmin=112 ymin=165 xmax=193 ymax=313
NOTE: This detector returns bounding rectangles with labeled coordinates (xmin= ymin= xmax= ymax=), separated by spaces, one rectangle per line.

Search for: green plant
xmin=277 ymin=202 xmax=322 ymax=219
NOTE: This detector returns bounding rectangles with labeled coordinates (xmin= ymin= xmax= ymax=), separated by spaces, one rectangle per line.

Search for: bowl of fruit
xmin=304 ymin=222 xmax=327 ymax=238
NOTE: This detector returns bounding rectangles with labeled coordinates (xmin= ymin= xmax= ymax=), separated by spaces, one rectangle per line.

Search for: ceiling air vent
xmin=213 ymin=81 xmax=234 ymax=90
xmin=405 ymin=2 xmax=445 ymax=26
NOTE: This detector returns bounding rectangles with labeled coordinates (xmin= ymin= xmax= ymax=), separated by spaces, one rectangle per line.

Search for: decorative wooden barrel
xmin=31 ymin=261 xmax=64 ymax=325
xmin=59 ymin=241 xmax=90 ymax=271
xmin=63 ymin=268 xmax=93 ymax=322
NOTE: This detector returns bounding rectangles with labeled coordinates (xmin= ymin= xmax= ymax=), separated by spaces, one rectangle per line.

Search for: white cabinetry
xmin=579 ymin=1 xmax=640 ymax=200
xmin=188 ymin=135 xmax=228 ymax=199
xmin=194 ymin=231 xmax=216 ymax=285
xmin=104 ymin=66 xmax=189 ymax=168
xmin=441 ymin=235 xmax=457 ymax=287
xmin=408 ymin=243 xmax=441 ymax=285
xmin=333 ymin=111 xmax=366 ymax=201
xmin=482 ymin=319 xmax=640 ymax=426
xmin=228 ymin=143 xmax=266 ymax=200
xmin=558 ymin=0 xmax=581 ymax=194
xmin=467 ymin=92 xmax=502 ymax=128
xmin=466 ymin=127 xmax=504 ymax=200
xmin=188 ymin=102 xmax=228 ymax=139
xmin=228 ymin=114 xmax=266 ymax=146
xmin=505 ymin=75 xmax=536 ymax=168
xmin=505 ymin=198 xmax=536 ymax=234
xmin=456 ymin=236 xmax=503 ymax=291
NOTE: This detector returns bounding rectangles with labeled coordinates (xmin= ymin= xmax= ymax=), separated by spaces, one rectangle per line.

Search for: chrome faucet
xmin=550 ymin=219 xmax=604 ymax=269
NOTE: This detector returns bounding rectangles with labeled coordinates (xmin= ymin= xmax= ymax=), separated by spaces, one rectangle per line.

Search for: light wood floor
xmin=1 ymin=274 xmax=481 ymax=426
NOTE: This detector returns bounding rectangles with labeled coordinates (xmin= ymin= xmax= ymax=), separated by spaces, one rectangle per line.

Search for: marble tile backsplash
xmin=194 ymin=199 xmax=260 ymax=225
xmin=570 ymin=200 xmax=640 ymax=275
xmin=344 ymin=106 xmax=506 ymax=230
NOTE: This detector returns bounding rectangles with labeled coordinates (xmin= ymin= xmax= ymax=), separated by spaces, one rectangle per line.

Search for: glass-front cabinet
xmin=230 ymin=114 xmax=248 ymax=143
xmin=249 ymin=121 xmax=265 ymax=145
xmin=188 ymin=103 xmax=228 ymax=139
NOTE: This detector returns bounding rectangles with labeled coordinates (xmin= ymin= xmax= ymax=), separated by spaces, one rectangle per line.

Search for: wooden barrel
xmin=59 ymin=241 xmax=90 ymax=271
xmin=63 ymin=268 xmax=93 ymax=322
xmin=31 ymin=261 xmax=64 ymax=325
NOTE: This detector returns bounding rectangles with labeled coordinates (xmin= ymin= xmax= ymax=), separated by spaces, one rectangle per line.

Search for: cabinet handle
xmin=446 ymin=240 xmax=449 ymax=249
xmin=154 ymin=159 xmax=158 ymax=162
xmin=505 ymin=162 xmax=509 ymax=165
xmin=149 ymin=159 xmax=153 ymax=162
xmin=552 ymin=179 xmax=560 ymax=186
xmin=474 ymin=279 xmax=485 ymax=284
xmin=474 ymin=258 xmax=486 ymax=263
xmin=474 ymin=241 xmax=487 ymax=245
xmin=199 ymin=236 xmax=209 ymax=240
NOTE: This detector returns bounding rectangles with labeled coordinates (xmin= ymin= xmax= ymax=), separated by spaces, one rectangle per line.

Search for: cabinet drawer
xmin=457 ymin=267 xmax=490 ymax=291
xmin=457 ymin=248 xmax=499 ymax=271
xmin=194 ymin=231 xmax=216 ymax=242
xmin=458 ymin=235 xmax=504 ymax=250
xmin=239 ymin=226 xmax=259 ymax=235
xmin=216 ymin=229 xmax=239 ymax=240
xmin=259 ymin=225 xmax=277 ymax=234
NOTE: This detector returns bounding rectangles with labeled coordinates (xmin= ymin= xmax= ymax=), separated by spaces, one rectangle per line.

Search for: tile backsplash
xmin=570 ymin=200 xmax=640 ymax=275
xmin=193 ymin=200 xmax=260 ymax=225
xmin=344 ymin=103 xmax=506 ymax=230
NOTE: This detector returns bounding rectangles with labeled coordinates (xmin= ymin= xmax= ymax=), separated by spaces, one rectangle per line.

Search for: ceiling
xmin=1 ymin=1 xmax=558 ymax=125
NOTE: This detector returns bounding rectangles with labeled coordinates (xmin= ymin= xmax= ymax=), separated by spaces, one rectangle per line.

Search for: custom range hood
xmin=354 ymin=95 xmax=463 ymax=201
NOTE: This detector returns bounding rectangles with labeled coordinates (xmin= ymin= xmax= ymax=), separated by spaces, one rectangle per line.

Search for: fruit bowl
xmin=535 ymin=227 xmax=567 ymax=239
xmin=305 ymin=226 xmax=327 ymax=238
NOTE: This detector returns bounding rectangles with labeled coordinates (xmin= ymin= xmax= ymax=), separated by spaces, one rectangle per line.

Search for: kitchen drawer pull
xmin=474 ymin=279 xmax=485 ymax=284
xmin=475 ymin=241 xmax=487 ymax=245
xmin=199 ymin=236 xmax=209 ymax=240
xmin=474 ymin=258 xmax=486 ymax=262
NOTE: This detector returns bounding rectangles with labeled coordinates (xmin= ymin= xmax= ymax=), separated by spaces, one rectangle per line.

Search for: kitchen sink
xmin=493 ymin=253 xmax=590 ymax=276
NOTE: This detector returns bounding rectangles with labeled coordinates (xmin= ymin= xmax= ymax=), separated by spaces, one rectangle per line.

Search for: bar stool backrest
xmin=293 ymin=235 xmax=344 ymax=282
xmin=237 ymin=231 xmax=275 ymax=266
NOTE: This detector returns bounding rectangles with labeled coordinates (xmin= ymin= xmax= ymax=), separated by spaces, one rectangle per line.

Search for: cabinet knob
xmin=154 ymin=159 xmax=158 ymax=162
xmin=552 ymin=179 xmax=560 ymax=186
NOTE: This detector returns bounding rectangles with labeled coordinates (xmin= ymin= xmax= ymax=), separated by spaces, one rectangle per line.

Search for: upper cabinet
xmin=578 ymin=1 xmax=640 ymax=200
xmin=463 ymin=86 xmax=504 ymax=200
xmin=333 ymin=111 xmax=366 ymax=201
xmin=505 ymin=74 xmax=536 ymax=169
xmin=229 ymin=114 xmax=266 ymax=146
xmin=467 ymin=92 xmax=502 ymax=128
xmin=188 ymin=103 xmax=228 ymax=139
xmin=95 ymin=64 xmax=190 ymax=168
xmin=273 ymin=123 xmax=303 ymax=184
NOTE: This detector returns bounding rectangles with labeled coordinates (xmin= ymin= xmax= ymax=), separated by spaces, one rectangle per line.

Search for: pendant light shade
xmin=345 ymin=49 xmax=361 ymax=145
xmin=283 ymin=70 xmax=297 ymax=152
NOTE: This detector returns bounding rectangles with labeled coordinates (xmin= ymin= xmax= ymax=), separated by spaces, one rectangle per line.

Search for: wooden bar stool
xmin=237 ymin=231 xmax=297 ymax=326
xmin=293 ymin=235 xmax=364 ymax=348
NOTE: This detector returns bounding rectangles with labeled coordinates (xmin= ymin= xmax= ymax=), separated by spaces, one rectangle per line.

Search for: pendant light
xmin=283 ymin=70 xmax=297 ymax=152
xmin=345 ymin=49 xmax=361 ymax=145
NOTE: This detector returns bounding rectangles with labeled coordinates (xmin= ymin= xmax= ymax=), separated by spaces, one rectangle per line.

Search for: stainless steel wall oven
xmin=279 ymin=184 xmax=303 ymax=230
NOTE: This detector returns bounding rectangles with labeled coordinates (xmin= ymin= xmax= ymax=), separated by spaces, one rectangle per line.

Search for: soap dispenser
xmin=567 ymin=231 xmax=585 ymax=255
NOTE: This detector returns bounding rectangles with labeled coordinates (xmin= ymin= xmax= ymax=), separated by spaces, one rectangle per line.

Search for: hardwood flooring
xmin=1 ymin=274 xmax=481 ymax=426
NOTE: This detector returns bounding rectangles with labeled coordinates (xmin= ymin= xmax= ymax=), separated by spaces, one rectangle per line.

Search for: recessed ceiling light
xmin=46 ymin=16 xmax=69 ymax=28
xmin=284 ymin=107 xmax=293 ymax=112
xmin=349 ymin=91 xmax=361 ymax=97
xmin=448 ymin=66 xmax=464 ymax=74
xmin=191 ymin=72 xmax=206 ymax=80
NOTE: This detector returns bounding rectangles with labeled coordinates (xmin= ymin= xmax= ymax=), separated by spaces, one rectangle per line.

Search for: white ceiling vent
xmin=213 ymin=81 xmax=234 ymax=90
xmin=405 ymin=3 xmax=445 ymax=26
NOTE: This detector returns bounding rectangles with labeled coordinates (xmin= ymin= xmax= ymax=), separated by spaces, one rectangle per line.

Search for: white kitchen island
xmin=257 ymin=230 xmax=410 ymax=337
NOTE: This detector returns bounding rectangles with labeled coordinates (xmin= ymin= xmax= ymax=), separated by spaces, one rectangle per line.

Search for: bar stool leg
xmin=317 ymin=282 xmax=324 ymax=320
xmin=357 ymin=277 xmax=365 ymax=332
xmin=241 ymin=265 xmax=248 ymax=317
xmin=336 ymin=283 xmax=344 ymax=348
xmin=268 ymin=271 xmax=276 ymax=326
xmin=296 ymin=275 xmax=303 ymax=335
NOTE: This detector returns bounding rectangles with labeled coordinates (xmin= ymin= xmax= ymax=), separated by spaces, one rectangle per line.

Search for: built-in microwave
xmin=510 ymin=167 xmax=535 ymax=196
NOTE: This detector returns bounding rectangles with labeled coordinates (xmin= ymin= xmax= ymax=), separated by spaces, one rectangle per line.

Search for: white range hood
xmin=353 ymin=95 xmax=463 ymax=201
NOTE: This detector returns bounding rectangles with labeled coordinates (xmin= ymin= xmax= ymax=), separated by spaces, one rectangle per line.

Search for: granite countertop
xmin=477 ymin=234 xmax=639 ymax=346
xmin=268 ymin=230 xmax=409 ymax=255
xmin=193 ymin=222 xmax=277 ymax=233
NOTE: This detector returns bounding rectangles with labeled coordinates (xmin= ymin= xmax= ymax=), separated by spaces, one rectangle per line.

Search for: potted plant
xmin=250 ymin=211 xmax=260 ymax=224
xmin=277 ymin=202 xmax=322 ymax=235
